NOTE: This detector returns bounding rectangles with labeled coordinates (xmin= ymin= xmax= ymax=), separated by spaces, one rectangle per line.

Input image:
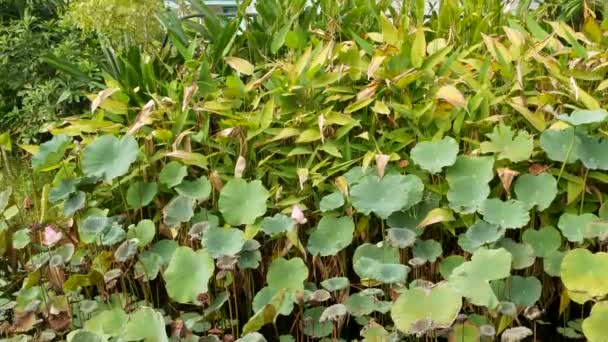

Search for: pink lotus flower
xmin=42 ymin=226 xmax=62 ymax=247
xmin=291 ymin=205 xmax=307 ymax=224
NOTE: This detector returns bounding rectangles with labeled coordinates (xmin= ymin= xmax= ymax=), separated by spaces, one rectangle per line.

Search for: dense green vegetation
xmin=2 ymin=0 xmax=608 ymax=341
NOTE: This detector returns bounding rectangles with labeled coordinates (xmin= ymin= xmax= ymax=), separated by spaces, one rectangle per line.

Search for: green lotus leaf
xmin=391 ymin=282 xmax=461 ymax=334
xmin=163 ymin=246 xmax=214 ymax=304
xmin=79 ymin=215 xmax=108 ymax=244
xmin=319 ymin=191 xmax=345 ymax=212
xmin=449 ymin=248 xmax=512 ymax=308
xmin=345 ymin=292 xmax=376 ymax=316
xmin=238 ymin=250 xmax=262 ymax=269
xmin=149 ymin=239 xmax=178 ymax=266
xmin=126 ymin=181 xmax=157 ymax=209
xmin=267 ymin=257 xmax=308 ymax=292
xmin=55 ymin=243 xmax=75 ymax=263
xmin=0 ymin=187 xmax=11 ymax=214
xmin=64 ymin=191 xmax=86 ymax=217
xmin=361 ymin=322 xmax=389 ymax=341
xmin=465 ymin=220 xmax=504 ymax=246
xmin=446 ymin=156 xmax=494 ymax=213
xmin=163 ymin=195 xmax=195 ymax=226
xmin=480 ymin=124 xmax=533 ymax=162
xmin=68 ymin=330 xmax=104 ymax=342
xmin=50 ymin=178 xmax=76 ymax=203
xmin=410 ymin=136 xmax=459 ymax=174
xmin=351 ymin=173 xmax=423 ymax=219
xmin=449 ymin=322 xmax=480 ymax=342
xmin=583 ymin=301 xmax=608 ymax=342
xmin=557 ymin=109 xmax=608 ymax=126
xmin=560 ymin=249 xmax=608 ymax=302
xmin=514 ymin=173 xmax=557 ymax=211
xmin=320 ymin=304 xmax=348 ymax=322
xmin=504 ymin=276 xmax=542 ymax=307
xmin=12 ymin=228 xmax=30 ymax=249
xmin=175 ymin=177 xmax=212 ymax=201
xmin=32 ymin=134 xmax=70 ymax=171
xmin=479 ymin=199 xmax=529 ymax=229
xmin=242 ymin=289 xmax=285 ymax=334
xmin=302 ymin=307 xmax=333 ymax=338
xmin=321 ymin=277 xmax=350 ymax=292
xmin=159 ymin=161 xmax=187 ymax=188
xmin=557 ymin=212 xmax=597 ymax=243
xmin=522 ymin=226 xmax=561 ymax=257
xmin=412 ymin=239 xmax=442 ymax=263
xmin=238 ymin=333 xmax=267 ymax=342
xmin=84 ymin=307 xmax=127 ymax=338
xmin=388 ymin=193 xmax=440 ymax=229
xmin=126 ymin=220 xmax=155 ymax=248
xmin=82 ymin=135 xmax=138 ymax=182
xmin=307 ymin=215 xmax=354 ymax=256
xmin=439 ymin=255 xmax=465 ymax=280
xmin=543 ymin=250 xmax=565 ymax=277
xmin=261 ymin=214 xmax=293 ymax=236
xmin=219 ymin=179 xmax=269 ymax=226
xmin=539 ymin=127 xmax=579 ymax=163
xmin=353 ymin=243 xmax=400 ymax=281
xmin=123 ymin=307 xmax=168 ymax=342
xmin=576 ymin=133 xmax=608 ymax=170
xmin=387 ymin=228 xmax=417 ymax=248
xmin=100 ymin=223 xmax=125 ymax=246
xmin=252 ymin=287 xmax=294 ymax=316
xmin=135 ymin=251 xmax=163 ymax=281
xmin=202 ymin=227 xmax=246 ymax=258
xmin=497 ymin=238 xmax=535 ymax=270
xmin=114 ymin=238 xmax=139 ymax=263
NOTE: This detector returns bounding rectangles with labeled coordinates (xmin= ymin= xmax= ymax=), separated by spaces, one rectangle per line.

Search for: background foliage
xmin=2 ymin=0 xmax=608 ymax=341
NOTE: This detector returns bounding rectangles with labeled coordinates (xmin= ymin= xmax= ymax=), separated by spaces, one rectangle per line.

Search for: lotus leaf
xmin=501 ymin=327 xmax=532 ymax=342
xmin=479 ymin=199 xmax=529 ymax=229
xmin=582 ymin=301 xmax=608 ymax=342
xmin=238 ymin=333 xmax=267 ymax=342
xmin=175 ymin=177 xmax=211 ymax=201
xmin=79 ymin=215 xmax=108 ymax=244
xmin=135 ymin=251 xmax=163 ymax=281
xmin=307 ymin=215 xmax=354 ymax=256
xmin=446 ymin=156 xmax=494 ymax=213
xmin=302 ymin=307 xmax=333 ymax=338
xmin=319 ymin=191 xmax=345 ymax=212
xmin=539 ymin=127 xmax=579 ymax=163
xmin=522 ymin=226 xmax=561 ymax=257
xmin=449 ymin=248 xmax=512 ymax=308
xmin=497 ymin=238 xmax=535 ymax=269
xmin=123 ymin=307 xmax=168 ymax=342
xmin=149 ymin=239 xmax=178 ymax=265
xmin=49 ymin=179 xmax=76 ymax=203
xmin=480 ymin=124 xmax=533 ymax=162
xmin=560 ymin=249 xmax=608 ymax=302
xmin=101 ymin=223 xmax=125 ymax=246
xmin=64 ymin=191 xmax=86 ymax=217
xmin=321 ymin=277 xmax=350 ymax=292
xmin=32 ymin=135 xmax=70 ymax=171
xmin=412 ymin=239 xmax=442 ymax=263
xmin=410 ymin=136 xmax=459 ymax=174
xmin=159 ymin=161 xmax=187 ymax=188
xmin=242 ymin=290 xmax=285 ymax=334
xmin=261 ymin=214 xmax=293 ymax=236
xmin=557 ymin=212 xmax=598 ymax=242
xmin=387 ymin=227 xmax=417 ymax=248
xmin=345 ymin=292 xmax=376 ymax=316
xmin=514 ymin=173 xmax=557 ymax=211
xmin=238 ymin=250 xmax=262 ymax=269
xmin=465 ymin=220 xmax=504 ymax=246
xmin=449 ymin=322 xmax=480 ymax=342
xmin=391 ymin=282 xmax=461 ymax=334
xmin=126 ymin=181 xmax=157 ymax=209
xmin=252 ymin=287 xmax=294 ymax=316
xmin=353 ymin=243 xmax=400 ymax=281
xmin=576 ymin=134 xmax=608 ymax=170
xmin=68 ymin=330 xmax=104 ymax=342
xmin=84 ymin=308 xmax=127 ymax=338
xmin=163 ymin=247 xmax=214 ymax=304
xmin=267 ymin=257 xmax=308 ymax=292
xmin=320 ymin=304 xmax=348 ymax=322
xmin=503 ymin=276 xmax=542 ymax=307
xmin=82 ymin=135 xmax=138 ymax=182
xmin=439 ymin=255 xmax=465 ymax=280
xmin=350 ymin=173 xmax=423 ymax=219
xmin=219 ymin=179 xmax=269 ymax=226
xmin=12 ymin=229 xmax=30 ymax=249
xmin=557 ymin=109 xmax=608 ymax=125
xmin=163 ymin=195 xmax=195 ymax=226
xmin=114 ymin=238 xmax=138 ymax=262
xmin=126 ymin=219 xmax=155 ymax=247
xmin=543 ymin=250 xmax=565 ymax=277
xmin=202 ymin=227 xmax=246 ymax=258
